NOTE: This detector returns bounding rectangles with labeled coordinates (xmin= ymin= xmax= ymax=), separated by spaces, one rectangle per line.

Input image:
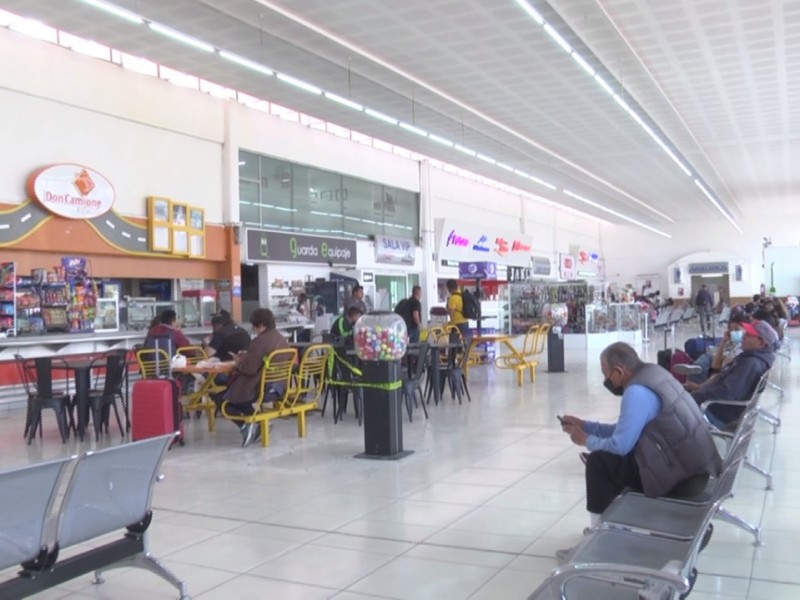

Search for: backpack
xmin=459 ymin=290 xmax=480 ymax=320
xmin=394 ymin=298 xmax=413 ymax=329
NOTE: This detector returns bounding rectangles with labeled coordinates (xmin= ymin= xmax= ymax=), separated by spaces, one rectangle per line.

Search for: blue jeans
xmin=408 ymin=328 xmax=420 ymax=344
xmin=689 ymin=354 xmax=713 ymax=384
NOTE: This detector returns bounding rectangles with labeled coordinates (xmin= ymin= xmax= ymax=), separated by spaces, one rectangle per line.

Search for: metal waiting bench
xmin=527 ymin=372 xmax=771 ymax=599
xmin=0 ymin=434 xmax=188 ymax=600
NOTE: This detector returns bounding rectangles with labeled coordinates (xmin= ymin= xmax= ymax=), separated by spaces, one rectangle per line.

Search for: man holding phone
xmin=557 ymin=342 xmax=721 ymax=560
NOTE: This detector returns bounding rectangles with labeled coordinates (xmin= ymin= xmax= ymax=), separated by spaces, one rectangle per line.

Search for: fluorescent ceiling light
xmin=530 ymin=177 xmax=557 ymax=191
xmin=513 ymin=169 xmax=529 ymax=178
xmin=454 ymin=144 xmax=477 ymax=157
xmin=476 ymin=153 xmax=497 ymax=164
xmin=563 ymin=189 xmax=671 ymax=238
xmin=513 ymin=0 xmax=544 ymax=25
xmin=364 ymin=108 xmax=398 ymax=125
xmin=276 ymin=72 xmax=322 ymax=94
xmin=399 ymin=122 xmax=428 ymax=136
xmin=428 ymin=134 xmax=454 ymax=147
xmin=148 ymin=22 xmax=214 ymax=52
xmin=497 ymin=163 xmax=515 ymax=172
xmin=78 ymin=0 xmax=144 ymax=24
xmin=612 ymin=93 xmax=630 ymax=113
xmin=693 ymin=180 xmax=742 ymax=233
xmin=219 ymin=51 xmax=274 ymax=76
xmin=543 ymin=23 xmax=571 ymax=53
xmin=324 ymin=92 xmax=363 ymax=111
xmin=571 ymin=52 xmax=595 ymax=77
xmin=593 ymin=74 xmax=614 ymax=96
xmin=663 ymin=148 xmax=691 ymax=176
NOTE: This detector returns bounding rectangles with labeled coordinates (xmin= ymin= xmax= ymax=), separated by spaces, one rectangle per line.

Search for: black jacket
xmin=691 ymin=347 xmax=774 ymax=425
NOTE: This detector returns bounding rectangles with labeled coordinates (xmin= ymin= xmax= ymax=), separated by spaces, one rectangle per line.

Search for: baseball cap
xmin=740 ymin=319 xmax=780 ymax=350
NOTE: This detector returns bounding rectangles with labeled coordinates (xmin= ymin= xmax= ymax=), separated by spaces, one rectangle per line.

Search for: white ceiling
xmin=2 ymin=0 xmax=796 ymax=232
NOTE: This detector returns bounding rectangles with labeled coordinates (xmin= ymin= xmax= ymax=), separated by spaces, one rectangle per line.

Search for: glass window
xmin=239 ymin=150 xmax=259 ymax=181
xmin=238 ymin=152 xmax=419 ymax=241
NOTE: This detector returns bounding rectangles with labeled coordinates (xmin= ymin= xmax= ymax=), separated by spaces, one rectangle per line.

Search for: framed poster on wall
xmin=172 ymin=228 xmax=189 ymax=255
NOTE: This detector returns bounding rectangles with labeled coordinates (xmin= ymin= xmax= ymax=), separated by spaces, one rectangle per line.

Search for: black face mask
xmin=603 ymin=376 xmax=624 ymax=396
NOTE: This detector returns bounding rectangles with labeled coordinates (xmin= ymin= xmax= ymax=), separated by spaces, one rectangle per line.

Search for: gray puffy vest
xmin=629 ymin=364 xmax=722 ymax=497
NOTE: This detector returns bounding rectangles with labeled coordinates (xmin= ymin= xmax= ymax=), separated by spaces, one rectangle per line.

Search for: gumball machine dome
xmin=542 ymin=303 xmax=568 ymax=328
xmin=354 ymin=312 xmax=408 ymax=361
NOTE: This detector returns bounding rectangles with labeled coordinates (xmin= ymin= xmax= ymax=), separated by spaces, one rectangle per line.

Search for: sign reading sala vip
xmin=245 ymin=228 xmax=357 ymax=265
xmin=28 ymin=164 xmax=115 ymax=219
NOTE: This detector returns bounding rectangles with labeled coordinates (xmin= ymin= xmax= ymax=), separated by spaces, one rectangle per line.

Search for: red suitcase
xmin=131 ymin=378 xmax=184 ymax=446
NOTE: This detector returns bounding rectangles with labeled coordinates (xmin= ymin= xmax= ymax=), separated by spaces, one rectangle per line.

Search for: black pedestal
xmin=355 ymin=360 xmax=413 ymax=460
xmin=546 ymin=331 xmax=565 ymax=373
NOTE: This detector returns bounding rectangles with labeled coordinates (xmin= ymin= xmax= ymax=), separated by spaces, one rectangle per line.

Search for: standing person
xmin=343 ymin=284 xmax=368 ymax=315
xmin=558 ymin=342 xmax=721 ymax=559
xmin=694 ymin=284 xmax=714 ymax=337
xmin=445 ymin=279 xmax=469 ymax=340
xmin=397 ymin=286 xmax=423 ymax=343
xmin=224 ymin=308 xmax=291 ymax=447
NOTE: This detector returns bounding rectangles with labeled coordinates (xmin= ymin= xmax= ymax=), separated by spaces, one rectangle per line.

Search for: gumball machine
xmin=353 ymin=311 xmax=413 ymax=460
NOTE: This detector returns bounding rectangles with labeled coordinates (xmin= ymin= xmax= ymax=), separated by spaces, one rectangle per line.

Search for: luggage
xmin=670 ymin=350 xmax=694 ymax=384
xmin=684 ymin=337 xmax=722 ymax=360
xmin=657 ymin=349 xmax=672 ymax=371
xmin=131 ymin=378 xmax=184 ymax=446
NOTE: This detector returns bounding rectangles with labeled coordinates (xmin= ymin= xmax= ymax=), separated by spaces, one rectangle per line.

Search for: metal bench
xmin=0 ymin=434 xmax=188 ymax=599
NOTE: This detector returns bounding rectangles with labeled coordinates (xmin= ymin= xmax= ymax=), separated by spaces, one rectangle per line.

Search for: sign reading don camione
xmin=245 ymin=228 xmax=357 ymax=265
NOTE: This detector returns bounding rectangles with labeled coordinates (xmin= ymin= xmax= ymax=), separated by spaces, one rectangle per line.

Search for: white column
xmin=419 ymin=160 xmax=437 ymax=328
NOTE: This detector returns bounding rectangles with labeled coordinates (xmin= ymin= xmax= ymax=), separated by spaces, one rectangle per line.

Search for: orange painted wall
xmin=1 ymin=202 xmax=235 ymax=279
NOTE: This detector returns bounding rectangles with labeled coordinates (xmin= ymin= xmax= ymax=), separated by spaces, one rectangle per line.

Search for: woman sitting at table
xmin=224 ymin=308 xmax=292 ymax=447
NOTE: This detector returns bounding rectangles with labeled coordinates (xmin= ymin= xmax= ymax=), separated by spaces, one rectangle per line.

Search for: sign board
xmin=532 ymin=256 xmax=552 ymax=276
xmin=559 ymin=254 xmax=576 ymax=280
xmin=688 ymin=262 xmax=729 ymax=275
xmin=28 ymin=164 xmax=115 ymax=219
xmin=375 ymin=235 xmax=415 ymax=265
xmin=458 ymin=261 xmax=497 ymax=280
xmin=245 ymin=228 xmax=357 ymax=265
xmin=436 ymin=219 xmax=534 ymax=266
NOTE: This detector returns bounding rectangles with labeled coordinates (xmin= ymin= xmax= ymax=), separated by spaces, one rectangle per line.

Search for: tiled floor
xmin=1 ymin=332 xmax=796 ymax=599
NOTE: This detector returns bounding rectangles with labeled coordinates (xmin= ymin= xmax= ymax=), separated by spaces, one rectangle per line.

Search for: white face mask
xmin=730 ymin=330 xmax=745 ymax=344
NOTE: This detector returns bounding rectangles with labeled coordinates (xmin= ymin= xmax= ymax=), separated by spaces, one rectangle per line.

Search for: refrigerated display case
xmin=94 ymin=298 xmax=120 ymax=332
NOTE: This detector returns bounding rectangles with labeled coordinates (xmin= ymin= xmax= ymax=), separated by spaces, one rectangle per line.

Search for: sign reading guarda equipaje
xmin=245 ymin=228 xmax=357 ymax=266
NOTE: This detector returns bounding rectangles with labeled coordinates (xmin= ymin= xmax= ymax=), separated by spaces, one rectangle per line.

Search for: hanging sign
xmin=559 ymin=254 xmax=576 ymax=280
xmin=374 ymin=235 xmax=415 ymax=265
xmin=436 ymin=219 xmax=534 ymax=266
xmin=245 ymin=228 xmax=357 ymax=265
xmin=458 ymin=262 xmax=497 ymax=280
xmin=28 ymin=164 xmax=115 ymax=219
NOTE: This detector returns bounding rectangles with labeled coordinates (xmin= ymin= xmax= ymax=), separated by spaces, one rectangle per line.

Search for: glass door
xmin=375 ymin=275 xmax=408 ymax=312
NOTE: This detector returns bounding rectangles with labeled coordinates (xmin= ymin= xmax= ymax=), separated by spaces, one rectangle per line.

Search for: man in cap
xmin=690 ymin=319 xmax=777 ymax=429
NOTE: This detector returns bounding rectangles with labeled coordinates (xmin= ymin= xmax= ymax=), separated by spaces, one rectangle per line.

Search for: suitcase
xmin=669 ymin=350 xmax=694 ymax=384
xmin=131 ymin=378 xmax=184 ymax=446
xmin=657 ymin=349 xmax=672 ymax=371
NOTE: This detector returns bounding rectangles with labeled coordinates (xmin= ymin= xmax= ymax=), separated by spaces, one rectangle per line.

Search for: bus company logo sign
xmin=28 ymin=164 xmax=116 ymax=220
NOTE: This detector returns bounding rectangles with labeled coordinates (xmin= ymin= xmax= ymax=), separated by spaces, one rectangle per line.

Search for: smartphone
xmin=556 ymin=415 xmax=565 ymax=425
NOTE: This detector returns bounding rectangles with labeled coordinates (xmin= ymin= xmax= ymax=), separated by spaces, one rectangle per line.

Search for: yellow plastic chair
xmin=221 ymin=347 xmax=297 ymax=448
xmin=277 ymin=344 xmax=332 ymax=440
xmin=494 ymin=323 xmax=551 ymax=386
xmin=136 ymin=348 xmax=171 ymax=379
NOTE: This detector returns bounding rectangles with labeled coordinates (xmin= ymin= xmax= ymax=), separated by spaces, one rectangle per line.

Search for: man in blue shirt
xmin=560 ymin=342 xmax=720 ymax=535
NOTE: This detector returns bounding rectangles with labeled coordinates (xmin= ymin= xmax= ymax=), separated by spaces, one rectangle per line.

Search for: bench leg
xmin=207 ymin=406 xmax=216 ymax=433
xmin=260 ymin=419 xmax=271 ymax=447
xmin=529 ymin=364 xmax=536 ymax=383
xmin=298 ymin=412 xmax=306 ymax=438
xmin=516 ymin=367 xmax=523 ymax=387
xmin=93 ymin=551 xmax=190 ymax=599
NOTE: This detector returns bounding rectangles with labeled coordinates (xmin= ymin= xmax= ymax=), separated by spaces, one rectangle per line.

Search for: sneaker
xmin=252 ymin=423 xmax=263 ymax=445
xmin=579 ymin=452 xmax=590 ymax=465
xmin=672 ymin=364 xmax=702 ymax=376
xmin=241 ymin=423 xmax=258 ymax=448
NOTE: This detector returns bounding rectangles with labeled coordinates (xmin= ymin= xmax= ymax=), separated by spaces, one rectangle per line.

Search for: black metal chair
xmin=16 ymin=355 xmax=72 ymax=445
xmin=86 ymin=353 xmax=127 ymax=441
xmin=401 ymin=343 xmax=429 ymax=422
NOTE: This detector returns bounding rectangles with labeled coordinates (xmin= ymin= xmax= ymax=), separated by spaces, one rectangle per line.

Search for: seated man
xmin=560 ymin=342 xmax=721 ymax=556
xmin=224 ymin=308 xmax=291 ymax=447
xmin=206 ymin=311 xmax=251 ymax=360
xmin=677 ymin=309 xmax=749 ymax=384
xmin=206 ymin=311 xmax=252 ymax=407
xmin=144 ymin=309 xmax=192 ymax=356
xmin=691 ymin=319 xmax=777 ymax=430
xmin=331 ymin=306 xmax=362 ymax=346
